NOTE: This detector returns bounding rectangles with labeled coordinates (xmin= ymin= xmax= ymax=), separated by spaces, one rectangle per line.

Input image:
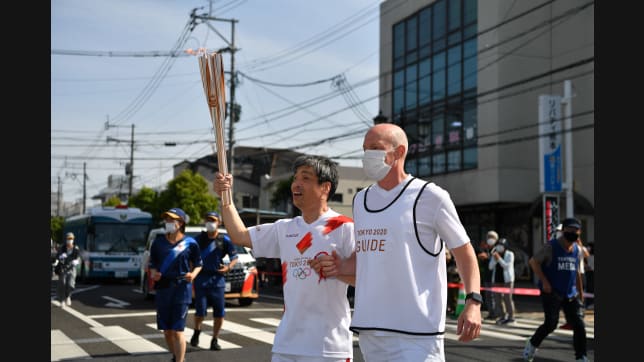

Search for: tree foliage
xmin=155 ymin=169 xmax=219 ymax=225
xmin=104 ymin=195 xmax=123 ymax=207
xmin=128 ymin=186 xmax=159 ymax=215
xmin=50 ymin=216 xmax=65 ymax=243
xmin=270 ymin=177 xmax=297 ymax=217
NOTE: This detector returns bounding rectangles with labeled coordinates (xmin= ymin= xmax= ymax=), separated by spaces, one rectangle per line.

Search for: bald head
xmin=363 ymin=123 xmax=408 ymax=156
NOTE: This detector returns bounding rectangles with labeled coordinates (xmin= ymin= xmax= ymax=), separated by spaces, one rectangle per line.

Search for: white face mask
xmin=496 ymin=245 xmax=505 ymax=253
xmin=165 ymin=222 xmax=177 ymax=233
xmin=486 ymin=238 xmax=496 ymax=246
xmin=205 ymin=221 xmax=217 ymax=232
xmin=66 ymin=239 xmax=74 ymax=246
xmin=362 ymin=149 xmax=392 ymax=181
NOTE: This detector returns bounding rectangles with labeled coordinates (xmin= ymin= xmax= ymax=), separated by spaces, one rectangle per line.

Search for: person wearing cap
xmin=488 ymin=237 xmax=516 ymax=325
xmin=53 ymin=232 xmax=81 ymax=308
xmin=523 ymin=217 xmax=589 ymax=362
xmin=149 ymin=207 xmax=203 ymax=362
xmin=189 ymin=211 xmax=238 ymax=351
xmin=214 ymin=154 xmax=356 ymax=362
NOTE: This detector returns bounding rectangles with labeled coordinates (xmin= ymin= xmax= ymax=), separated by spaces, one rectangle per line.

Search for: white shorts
xmin=358 ymin=330 xmax=445 ymax=362
xmin=271 ymin=352 xmax=351 ymax=362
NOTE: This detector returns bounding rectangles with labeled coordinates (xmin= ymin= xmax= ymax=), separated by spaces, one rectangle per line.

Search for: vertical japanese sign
xmin=542 ymin=194 xmax=560 ymax=243
xmin=538 ymin=95 xmax=563 ymax=193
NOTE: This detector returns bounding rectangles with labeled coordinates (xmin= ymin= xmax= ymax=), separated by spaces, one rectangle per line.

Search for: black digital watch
xmin=465 ymin=292 xmax=483 ymax=305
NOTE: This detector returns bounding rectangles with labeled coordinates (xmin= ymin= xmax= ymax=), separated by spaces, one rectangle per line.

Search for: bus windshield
xmin=93 ymin=224 xmax=149 ymax=253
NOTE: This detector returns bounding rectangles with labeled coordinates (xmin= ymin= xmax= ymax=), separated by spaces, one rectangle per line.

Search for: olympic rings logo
xmin=292 ymin=267 xmax=312 ymax=279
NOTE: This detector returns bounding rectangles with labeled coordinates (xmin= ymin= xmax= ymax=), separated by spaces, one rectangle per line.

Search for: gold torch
xmin=193 ymin=48 xmax=232 ymax=205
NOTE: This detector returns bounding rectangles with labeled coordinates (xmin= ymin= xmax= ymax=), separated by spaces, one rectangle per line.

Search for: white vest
xmin=351 ymin=176 xmax=468 ymax=335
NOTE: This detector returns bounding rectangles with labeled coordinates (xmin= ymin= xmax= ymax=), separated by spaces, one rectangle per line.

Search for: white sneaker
xmin=65 ymin=297 xmax=72 ymax=306
xmin=59 ymin=300 xmax=65 ymax=308
xmin=522 ymin=338 xmax=537 ymax=361
xmin=576 ymin=356 xmax=589 ymax=362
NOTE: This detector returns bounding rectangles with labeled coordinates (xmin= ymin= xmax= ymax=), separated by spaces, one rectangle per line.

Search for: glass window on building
xmin=432 ymin=0 xmax=447 ymax=53
xmin=419 ymin=7 xmax=432 ymax=58
xmin=394 ymin=22 xmax=405 ymax=69
xmin=432 ymin=113 xmax=445 ymax=151
xmin=418 ymin=155 xmax=431 ymax=177
xmin=419 ymin=58 xmax=432 ymax=106
xmin=447 ymin=44 xmax=462 ymax=96
xmin=433 ymin=152 xmax=446 ymax=174
xmin=406 ymin=16 xmax=418 ymax=64
xmin=447 ymin=149 xmax=461 ymax=172
xmin=393 ymin=69 xmax=404 ymax=115
xmin=464 ymin=146 xmax=477 ymax=170
xmin=406 ymin=64 xmax=418 ymax=110
xmin=463 ymin=37 xmax=477 ymax=94
xmin=391 ymin=0 xmax=477 ymax=176
xmin=432 ymin=50 xmax=446 ymax=101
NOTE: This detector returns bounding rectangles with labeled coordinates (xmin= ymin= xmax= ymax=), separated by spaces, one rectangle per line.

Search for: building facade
xmin=378 ymin=0 xmax=594 ymax=280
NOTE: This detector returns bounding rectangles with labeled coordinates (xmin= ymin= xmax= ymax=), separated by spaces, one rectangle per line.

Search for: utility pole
xmin=129 ymin=124 xmax=134 ymax=199
xmin=57 ymin=176 xmax=62 ymax=216
xmin=562 ymin=80 xmax=574 ymax=218
xmin=105 ymin=121 xmax=135 ymax=201
xmin=82 ymin=162 xmax=87 ymax=214
xmin=191 ymin=10 xmax=239 ymax=178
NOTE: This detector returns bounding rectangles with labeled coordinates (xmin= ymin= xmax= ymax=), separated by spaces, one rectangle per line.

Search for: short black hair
xmin=292 ymin=155 xmax=339 ymax=198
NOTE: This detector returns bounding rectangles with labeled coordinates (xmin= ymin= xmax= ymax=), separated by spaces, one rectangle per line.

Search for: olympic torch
xmin=192 ymin=48 xmax=232 ymax=205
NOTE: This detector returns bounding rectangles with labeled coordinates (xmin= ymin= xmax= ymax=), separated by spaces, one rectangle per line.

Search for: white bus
xmin=63 ymin=206 xmax=153 ymax=282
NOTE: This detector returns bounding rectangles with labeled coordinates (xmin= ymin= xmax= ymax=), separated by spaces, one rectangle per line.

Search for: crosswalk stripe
xmin=249 ymin=317 xmax=281 ymax=327
xmin=144 ymin=323 xmax=243 ymax=350
xmin=204 ymin=319 xmax=276 ymax=344
xmin=51 ymin=330 xmax=91 ymax=361
xmin=91 ymin=325 xmax=167 ymax=354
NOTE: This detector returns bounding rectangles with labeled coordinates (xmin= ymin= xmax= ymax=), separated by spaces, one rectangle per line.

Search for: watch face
xmin=467 ymin=293 xmax=483 ymax=303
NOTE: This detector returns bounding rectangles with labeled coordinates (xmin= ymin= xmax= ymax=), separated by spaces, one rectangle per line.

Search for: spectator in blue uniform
xmin=149 ymin=208 xmax=203 ymax=362
xmin=523 ymin=217 xmax=588 ymax=362
xmin=190 ymin=211 xmax=238 ymax=351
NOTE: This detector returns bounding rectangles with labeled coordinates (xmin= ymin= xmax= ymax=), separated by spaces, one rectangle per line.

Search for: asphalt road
xmin=51 ymin=277 xmax=594 ymax=361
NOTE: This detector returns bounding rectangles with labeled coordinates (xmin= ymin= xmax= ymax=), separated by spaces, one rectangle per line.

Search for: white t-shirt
xmin=249 ymin=209 xmax=355 ymax=359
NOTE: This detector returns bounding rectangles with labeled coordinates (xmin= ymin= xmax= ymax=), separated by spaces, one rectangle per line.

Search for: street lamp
xmin=373 ymin=110 xmax=388 ymax=125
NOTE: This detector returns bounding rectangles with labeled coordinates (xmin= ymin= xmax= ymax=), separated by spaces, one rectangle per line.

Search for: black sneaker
xmin=190 ymin=330 xmax=200 ymax=347
xmin=210 ymin=338 xmax=221 ymax=351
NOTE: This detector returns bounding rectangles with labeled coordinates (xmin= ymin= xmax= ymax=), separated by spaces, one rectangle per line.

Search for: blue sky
xmin=52 ymin=0 xmax=382 ymax=204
